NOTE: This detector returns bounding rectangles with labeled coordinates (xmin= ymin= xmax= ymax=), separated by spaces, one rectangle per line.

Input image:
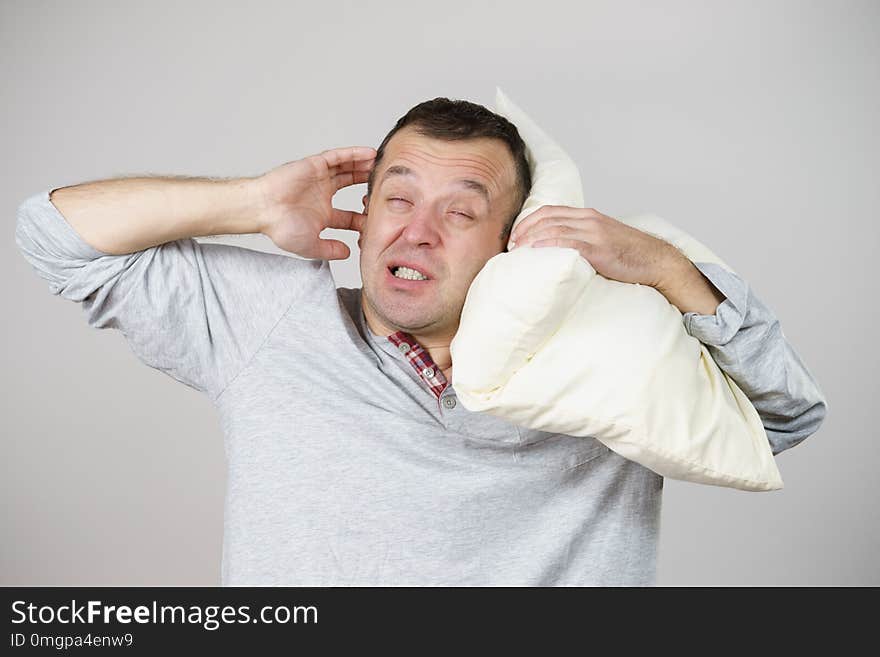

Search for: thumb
xmin=316 ymin=238 xmax=351 ymax=261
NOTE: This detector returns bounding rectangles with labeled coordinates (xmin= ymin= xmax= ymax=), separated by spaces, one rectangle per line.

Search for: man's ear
xmin=359 ymin=195 xmax=369 ymax=249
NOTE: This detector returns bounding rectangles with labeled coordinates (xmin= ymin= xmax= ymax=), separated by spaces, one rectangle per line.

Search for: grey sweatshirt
xmin=14 ymin=189 xmax=829 ymax=586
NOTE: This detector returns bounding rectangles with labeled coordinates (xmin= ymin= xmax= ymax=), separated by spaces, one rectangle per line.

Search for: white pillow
xmin=449 ymin=87 xmax=783 ymax=492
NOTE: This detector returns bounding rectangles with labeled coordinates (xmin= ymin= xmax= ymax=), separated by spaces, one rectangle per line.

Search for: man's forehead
xmin=379 ymin=164 xmax=491 ymax=205
xmin=379 ymin=130 xmax=515 ymax=201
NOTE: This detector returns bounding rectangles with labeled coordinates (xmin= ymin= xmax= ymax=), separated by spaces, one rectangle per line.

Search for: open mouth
xmin=387 ymin=264 xmax=431 ymax=281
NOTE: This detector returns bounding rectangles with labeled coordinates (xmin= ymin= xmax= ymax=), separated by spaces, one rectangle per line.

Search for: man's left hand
xmin=510 ymin=205 xmax=684 ymax=289
xmin=510 ymin=205 xmax=727 ymax=316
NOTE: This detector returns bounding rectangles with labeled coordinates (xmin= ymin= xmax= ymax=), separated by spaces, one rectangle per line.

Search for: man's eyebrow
xmin=379 ymin=164 xmax=490 ymax=205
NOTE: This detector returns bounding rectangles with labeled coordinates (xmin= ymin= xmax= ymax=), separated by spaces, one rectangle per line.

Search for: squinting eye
xmin=388 ymin=197 xmax=471 ymax=220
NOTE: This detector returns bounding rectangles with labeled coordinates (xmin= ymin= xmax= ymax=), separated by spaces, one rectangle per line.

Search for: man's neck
xmin=362 ymin=294 xmax=454 ymax=380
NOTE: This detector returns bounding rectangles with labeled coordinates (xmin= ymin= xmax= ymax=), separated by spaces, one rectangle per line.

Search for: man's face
xmin=358 ymin=126 xmax=519 ymax=339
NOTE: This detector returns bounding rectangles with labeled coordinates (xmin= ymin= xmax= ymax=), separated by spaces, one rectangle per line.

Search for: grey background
xmin=2 ymin=0 xmax=876 ymax=586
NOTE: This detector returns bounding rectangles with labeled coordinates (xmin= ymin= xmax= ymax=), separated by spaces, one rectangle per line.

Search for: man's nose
xmin=400 ymin=207 xmax=441 ymax=246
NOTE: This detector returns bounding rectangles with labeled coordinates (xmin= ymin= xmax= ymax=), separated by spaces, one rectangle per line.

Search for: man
xmin=15 ymin=97 xmax=827 ymax=585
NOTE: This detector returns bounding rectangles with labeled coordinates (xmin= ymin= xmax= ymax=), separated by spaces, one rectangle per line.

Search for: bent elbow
xmin=768 ymin=397 xmax=829 ymax=456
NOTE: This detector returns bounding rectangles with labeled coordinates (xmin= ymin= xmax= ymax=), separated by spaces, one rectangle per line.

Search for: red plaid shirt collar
xmin=385 ymin=331 xmax=450 ymax=400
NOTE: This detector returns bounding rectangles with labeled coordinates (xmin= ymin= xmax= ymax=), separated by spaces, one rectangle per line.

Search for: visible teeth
xmin=393 ymin=266 xmax=428 ymax=280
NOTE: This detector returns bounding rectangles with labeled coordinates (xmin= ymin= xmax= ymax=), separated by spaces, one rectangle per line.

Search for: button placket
xmin=387 ymin=331 xmax=449 ymax=402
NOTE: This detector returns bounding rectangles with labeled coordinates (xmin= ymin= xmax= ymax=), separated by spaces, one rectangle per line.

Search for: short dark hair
xmin=367 ymin=97 xmax=531 ymax=242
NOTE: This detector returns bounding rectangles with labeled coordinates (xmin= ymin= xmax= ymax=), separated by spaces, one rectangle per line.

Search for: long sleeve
xmin=15 ymin=188 xmax=326 ymax=402
xmin=681 ymin=261 xmax=829 ymax=456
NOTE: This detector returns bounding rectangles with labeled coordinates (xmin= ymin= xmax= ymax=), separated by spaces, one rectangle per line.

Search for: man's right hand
xmin=255 ymin=146 xmax=377 ymax=261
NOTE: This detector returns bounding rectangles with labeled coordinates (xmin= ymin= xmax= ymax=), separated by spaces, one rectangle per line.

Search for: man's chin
xmin=384 ymin=313 xmax=437 ymax=333
xmin=382 ymin=302 xmax=447 ymax=333
xmin=363 ymin=284 xmax=452 ymax=334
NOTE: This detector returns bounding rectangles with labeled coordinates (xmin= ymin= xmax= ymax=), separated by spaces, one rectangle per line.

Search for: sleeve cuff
xmin=681 ymin=261 xmax=750 ymax=347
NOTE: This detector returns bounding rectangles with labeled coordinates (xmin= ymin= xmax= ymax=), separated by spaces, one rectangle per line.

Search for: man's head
xmin=358 ymin=97 xmax=532 ymax=340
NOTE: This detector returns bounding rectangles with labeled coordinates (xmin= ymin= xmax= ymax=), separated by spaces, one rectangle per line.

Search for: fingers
xmin=513 ymin=218 xmax=590 ymax=247
xmin=315 ymin=238 xmax=352 ymax=261
xmin=332 ymin=168 xmax=372 ymax=192
xmin=510 ymin=206 xmax=597 ymax=242
xmin=327 ymin=150 xmax=375 ymax=191
xmin=321 ymin=146 xmax=377 ymax=171
xmin=328 ymin=207 xmax=367 ymax=233
xmin=529 ymin=238 xmax=589 ymax=251
xmin=329 ymin=156 xmax=376 ymax=178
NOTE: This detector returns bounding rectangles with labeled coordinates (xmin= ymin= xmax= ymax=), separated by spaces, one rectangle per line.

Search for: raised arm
xmin=47 ymin=145 xmax=377 ymax=258
xmin=15 ymin=147 xmax=377 ymax=401
xmin=48 ymin=176 xmax=264 ymax=255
